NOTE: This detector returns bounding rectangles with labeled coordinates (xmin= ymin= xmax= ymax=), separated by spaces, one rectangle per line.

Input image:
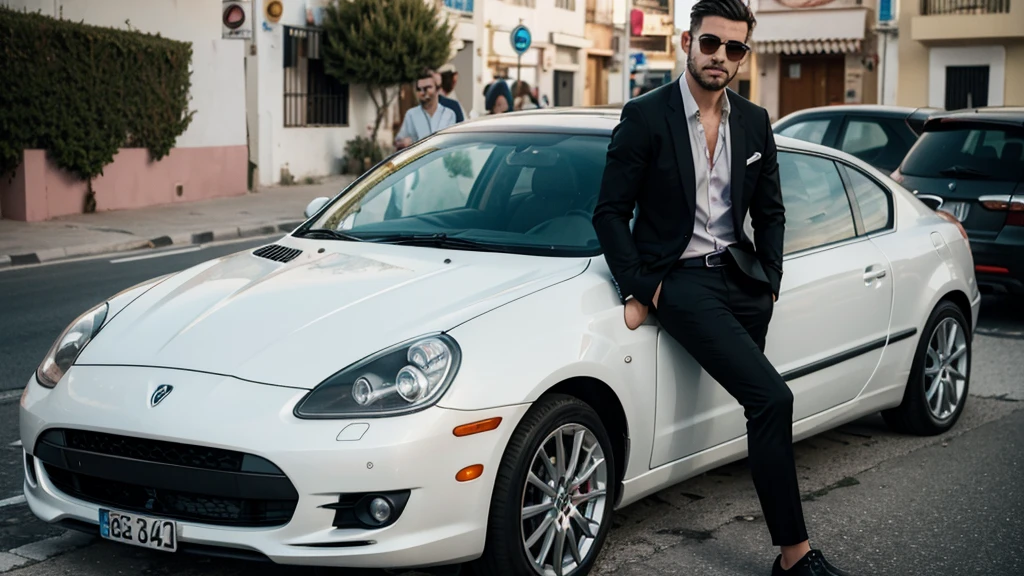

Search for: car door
xmin=650 ymin=150 xmax=894 ymax=469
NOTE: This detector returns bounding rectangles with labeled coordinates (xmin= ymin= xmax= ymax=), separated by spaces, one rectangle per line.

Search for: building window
xmin=283 ymin=25 xmax=349 ymax=127
xmin=556 ymin=0 xmax=576 ymax=9
xmin=586 ymin=0 xmax=613 ymax=23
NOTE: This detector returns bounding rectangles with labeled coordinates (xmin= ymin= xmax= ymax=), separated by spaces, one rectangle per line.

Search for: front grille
xmin=64 ymin=429 xmax=244 ymax=472
xmin=35 ymin=429 xmax=298 ymax=528
xmin=45 ymin=466 xmax=295 ymax=527
xmin=253 ymin=244 xmax=302 ymax=263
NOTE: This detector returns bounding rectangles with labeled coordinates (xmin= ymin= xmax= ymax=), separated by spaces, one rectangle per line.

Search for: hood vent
xmin=253 ymin=244 xmax=303 ymax=263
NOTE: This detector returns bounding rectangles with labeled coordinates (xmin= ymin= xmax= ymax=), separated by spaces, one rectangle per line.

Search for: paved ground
xmin=1 ymin=242 xmax=1022 ymax=575
xmin=0 ymin=176 xmax=353 ymax=266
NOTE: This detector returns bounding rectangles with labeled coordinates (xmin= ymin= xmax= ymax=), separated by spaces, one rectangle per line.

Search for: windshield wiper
xmin=364 ymin=232 xmax=515 ymax=253
xmin=937 ymin=165 xmax=989 ymax=179
xmin=293 ymin=228 xmax=365 ymax=242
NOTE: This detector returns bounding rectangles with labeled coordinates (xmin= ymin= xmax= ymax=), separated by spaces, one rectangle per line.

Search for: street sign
xmin=878 ymin=0 xmax=894 ymax=22
xmin=221 ymin=0 xmax=252 ymax=39
xmin=510 ymin=25 xmax=532 ymax=55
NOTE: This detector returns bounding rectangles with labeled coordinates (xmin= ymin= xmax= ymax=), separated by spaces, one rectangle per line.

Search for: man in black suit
xmin=592 ymin=1 xmax=852 ymax=574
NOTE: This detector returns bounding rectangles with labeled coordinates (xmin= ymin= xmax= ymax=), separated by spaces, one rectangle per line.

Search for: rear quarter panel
xmin=860 ymin=186 xmax=978 ymax=402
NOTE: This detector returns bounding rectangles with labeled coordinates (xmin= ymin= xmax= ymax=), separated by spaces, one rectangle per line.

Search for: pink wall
xmin=0 ymin=146 xmax=248 ymax=222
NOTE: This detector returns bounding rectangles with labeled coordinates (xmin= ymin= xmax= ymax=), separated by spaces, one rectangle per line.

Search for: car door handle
xmin=863 ymin=265 xmax=887 ymax=282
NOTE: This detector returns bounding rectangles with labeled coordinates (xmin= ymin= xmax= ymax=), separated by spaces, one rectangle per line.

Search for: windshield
xmin=302 ymin=131 xmax=610 ymax=257
xmin=901 ymin=125 xmax=1024 ymax=182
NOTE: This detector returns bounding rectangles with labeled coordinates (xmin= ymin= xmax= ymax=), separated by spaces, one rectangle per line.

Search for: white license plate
xmin=99 ymin=509 xmax=177 ymax=552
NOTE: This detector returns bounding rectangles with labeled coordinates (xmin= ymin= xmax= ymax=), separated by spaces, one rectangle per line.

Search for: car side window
xmin=839 ymin=119 xmax=908 ymax=171
xmin=778 ymin=152 xmax=857 ymax=255
xmin=843 ymin=166 xmax=893 ymax=233
xmin=777 ymin=119 xmax=831 ymax=145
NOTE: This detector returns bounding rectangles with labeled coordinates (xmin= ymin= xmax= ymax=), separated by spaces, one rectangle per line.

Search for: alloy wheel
xmin=924 ymin=317 xmax=968 ymax=421
xmin=520 ymin=423 xmax=609 ymax=576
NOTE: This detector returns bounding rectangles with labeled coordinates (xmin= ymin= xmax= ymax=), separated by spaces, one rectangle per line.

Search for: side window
xmin=843 ymin=166 xmax=893 ymax=233
xmin=778 ymin=152 xmax=857 ymax=255
xmin=840 ymin=120 xmax=888 ymax=154
xmin=777 ymin=119 xmax=831 ymax=145
xmin=839 ymin=119 xmax=907 ymax=171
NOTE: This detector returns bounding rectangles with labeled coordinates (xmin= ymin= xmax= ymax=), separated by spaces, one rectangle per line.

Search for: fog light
xmin=369 ymin=497 xmax=392 ymax=523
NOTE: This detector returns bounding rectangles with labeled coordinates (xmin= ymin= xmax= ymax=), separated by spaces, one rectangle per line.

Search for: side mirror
xmin=304 ymin=197 xmax=330 ymax=219
xmin=916 ymin=194 xmax=944 ymax=211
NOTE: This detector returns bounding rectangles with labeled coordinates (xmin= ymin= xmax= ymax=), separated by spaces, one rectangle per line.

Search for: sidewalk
xmin=0 ymin=175 xmax=355 ymax=268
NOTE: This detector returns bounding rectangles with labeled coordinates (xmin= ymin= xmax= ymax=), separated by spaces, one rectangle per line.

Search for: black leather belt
xmin=679 ymin=250 xmax=729 ymax=269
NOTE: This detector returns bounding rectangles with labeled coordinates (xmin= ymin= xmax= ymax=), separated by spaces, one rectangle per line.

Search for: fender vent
xmin=253 ymin=244 xmax=302 ymax=263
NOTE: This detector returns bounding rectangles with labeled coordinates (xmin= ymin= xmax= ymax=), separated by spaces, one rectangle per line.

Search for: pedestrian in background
xmin=593 ymin=0 xmax=855 ymax=574
xmin=484 ymin=80 xmax=513 ymax=115
xmin=394 ymin=68 xmax=458 ymax=150
xmin=513 ymin=81 xmax=540 ymax=111
xmin=434 ymin=69 xmax=464 ymax=123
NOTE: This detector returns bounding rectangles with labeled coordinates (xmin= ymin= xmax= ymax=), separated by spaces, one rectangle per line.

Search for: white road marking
xmin=0 ymin=551 xmax=31 ymax=572
xmin=8 ymin=440 xmax=21 ymax=448
xmin=0 ymin=389 xmax=22 ymax=404
xmin=0 ymin=495 xmax=26 ymax=509
xmin=110 ymin=245 xmax=203 ymax=263
xmin=8 ymin=531 xmax=95 ymax=562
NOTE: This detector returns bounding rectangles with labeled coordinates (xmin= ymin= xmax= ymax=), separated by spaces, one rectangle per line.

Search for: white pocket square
xmin=746 ymin=152 xmax=761 ymax=166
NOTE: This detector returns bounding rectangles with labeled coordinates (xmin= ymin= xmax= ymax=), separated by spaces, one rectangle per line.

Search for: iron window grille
xmin=283 ymin=25 xmax=349 ymax=127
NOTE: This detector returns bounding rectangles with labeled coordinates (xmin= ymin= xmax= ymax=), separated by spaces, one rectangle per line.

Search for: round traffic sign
xmin=510 ymin=25 xmax=532 ymax=55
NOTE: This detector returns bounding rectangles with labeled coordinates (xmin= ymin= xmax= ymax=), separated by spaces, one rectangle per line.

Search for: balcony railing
xmin=921 ymin=0 xmax=1010 ymax=15
xmin=443 ymin=0 xmax=474 ymax=14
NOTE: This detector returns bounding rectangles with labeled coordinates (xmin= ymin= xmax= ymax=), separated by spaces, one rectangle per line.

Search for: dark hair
xmin=440 ymin=70 xmax=456 ymax=93
xmin=689 ymin=0 xmax=756 ymax=41
xmin=485 ymin=81 xmax=513 ymax=113
xmin=416 ymin=67 xmax=437 ymax=83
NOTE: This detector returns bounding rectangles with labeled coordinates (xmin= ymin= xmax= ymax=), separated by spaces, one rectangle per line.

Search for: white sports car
xmin=20 ymin=107 xmax=980 ymax=576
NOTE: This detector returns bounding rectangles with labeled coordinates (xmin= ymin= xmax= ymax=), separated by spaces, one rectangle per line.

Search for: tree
xmin=321 ymin=0 xmax=455 ymax=147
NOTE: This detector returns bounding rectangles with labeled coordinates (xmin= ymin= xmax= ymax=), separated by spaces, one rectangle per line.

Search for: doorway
xmin=554 ymin=71 xmax=575 ymax=107
xmin=779 ymin=54 xmax=845 ymax=118
xmin=585 ymin=56 xmax=609 ymax=106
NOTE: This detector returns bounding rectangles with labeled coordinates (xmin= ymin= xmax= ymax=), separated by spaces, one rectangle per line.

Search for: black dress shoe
xmin=771 ymin=550 xmax=853 ymax=575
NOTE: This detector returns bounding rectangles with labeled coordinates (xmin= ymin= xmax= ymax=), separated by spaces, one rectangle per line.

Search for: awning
xmin=751 ymin=8 xmax=867 ymax=55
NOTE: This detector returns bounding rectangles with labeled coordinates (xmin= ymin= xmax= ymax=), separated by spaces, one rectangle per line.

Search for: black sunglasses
xmin=697 ymin=34 xmax=750 ymax=62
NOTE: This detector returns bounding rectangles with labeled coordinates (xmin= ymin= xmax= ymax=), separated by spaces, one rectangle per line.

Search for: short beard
xmin=686 ymin=52 xmax=736 ymax=92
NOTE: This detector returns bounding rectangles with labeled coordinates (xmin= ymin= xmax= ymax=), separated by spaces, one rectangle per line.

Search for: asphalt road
xmin=1 ymin=239 xmax=1022 ymax=575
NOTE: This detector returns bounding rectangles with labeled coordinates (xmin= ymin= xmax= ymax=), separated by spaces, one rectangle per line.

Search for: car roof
xmin=441 ymin=106 xmax=865 ymax=160
xmin=773 ymin=104 xmax=941 ymax=124
xmin=921 ymin=106 xmax=1024 ymax=129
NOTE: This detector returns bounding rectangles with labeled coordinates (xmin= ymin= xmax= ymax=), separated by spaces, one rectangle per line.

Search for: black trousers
xmin=652 ymin=256 xmax=809 ymax=547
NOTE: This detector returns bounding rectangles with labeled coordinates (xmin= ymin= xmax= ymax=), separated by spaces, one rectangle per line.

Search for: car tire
xmin=465 ymin=394 xmax=616 ymax=576
xmin=882 ymin=300 xmax=971 ymax=436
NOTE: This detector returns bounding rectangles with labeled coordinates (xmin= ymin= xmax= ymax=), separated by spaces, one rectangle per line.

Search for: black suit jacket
xmin=592 ymin=79 xmax=785 ymax=308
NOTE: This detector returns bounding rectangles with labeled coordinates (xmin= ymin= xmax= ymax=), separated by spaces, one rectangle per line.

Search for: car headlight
xmin=35 ymin=302 xmax=108 ymax=388
xmin=294 ymin=333 xmax=461 ymax=419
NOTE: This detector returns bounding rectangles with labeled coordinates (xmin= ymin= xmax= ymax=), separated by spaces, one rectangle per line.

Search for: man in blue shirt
xmin=394 ymin=68 xmax=459 ymax=150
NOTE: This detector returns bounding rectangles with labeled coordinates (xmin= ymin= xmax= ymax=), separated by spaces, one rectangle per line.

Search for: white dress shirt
xmin=678 ymin=71 xmax=737 ymax=259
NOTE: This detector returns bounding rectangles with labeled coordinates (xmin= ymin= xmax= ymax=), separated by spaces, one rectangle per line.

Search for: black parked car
xmin=893 ymin=107 xmax=1024 ymax=295
xmin=773 ymin=105 xmax=939 ymax=173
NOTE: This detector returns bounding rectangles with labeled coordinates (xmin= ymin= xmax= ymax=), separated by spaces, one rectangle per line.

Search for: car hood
xmin=76 ymin=239 xmax=589 ymax=388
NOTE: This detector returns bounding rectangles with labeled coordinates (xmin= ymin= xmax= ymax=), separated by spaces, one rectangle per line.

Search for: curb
xmin=1 ymin=220 xmax=303 ymax=268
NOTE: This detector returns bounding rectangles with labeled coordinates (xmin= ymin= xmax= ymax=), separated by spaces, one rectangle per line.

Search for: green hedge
xmin=0 ymin=6 xmax=195 ymax=182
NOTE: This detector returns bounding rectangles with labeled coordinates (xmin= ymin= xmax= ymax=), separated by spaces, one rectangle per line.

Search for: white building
xmin=244 ymin=0 xmax=379 ymax=186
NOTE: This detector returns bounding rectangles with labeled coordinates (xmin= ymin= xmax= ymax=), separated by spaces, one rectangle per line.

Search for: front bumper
xmin=19 ymin=365 xmax=528 ymax=569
